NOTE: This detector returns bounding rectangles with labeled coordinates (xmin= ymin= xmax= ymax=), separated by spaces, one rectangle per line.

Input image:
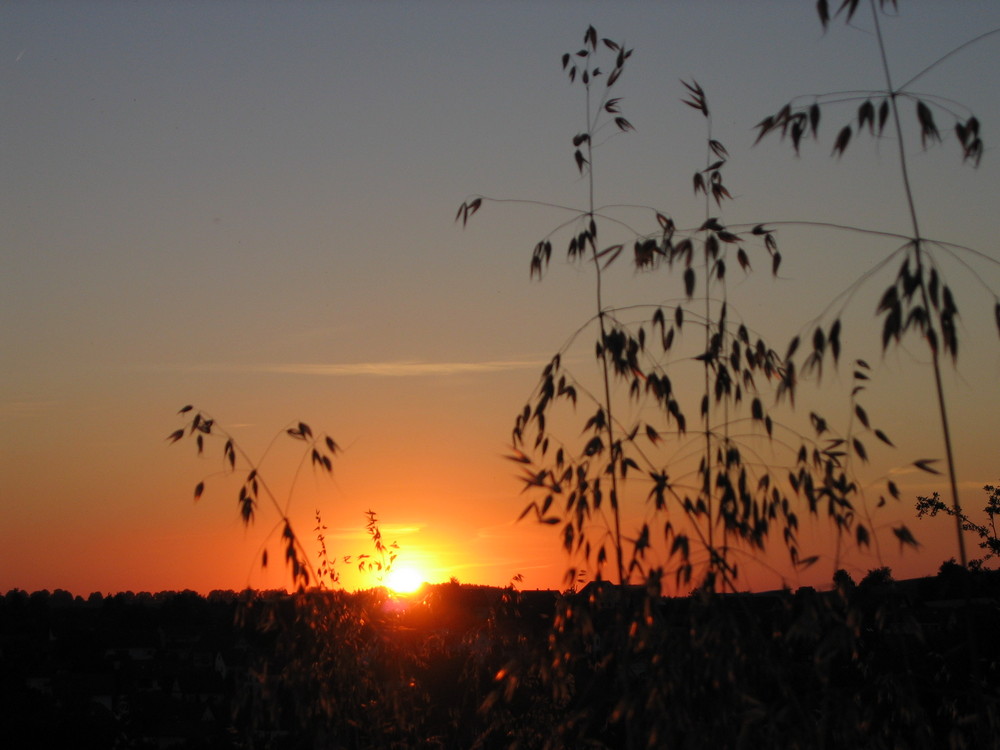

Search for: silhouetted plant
xmin=755 ymin=0 xmax=1000 ymax=569
xmin=859 ymin=564 xmax=894 ymax=588
xmin=917 ymin=482 xmax=1000 ymax=569
xmin=460 ymin=27 xmax=887 ymax=596
xmin=169 ymin=405 xmax=342 ymax=591
xmin=170 ymin=405 xmax=403 ymax=593
xmin=460 ymin=10 xmax=1000 ymax=749
xmin=169 ymin=407 xmax=450 ymax=746
xmin=165 ymin=7 xmax=1000 ymax=748
xmin=832 ymin=566 xmax=856 ymax=593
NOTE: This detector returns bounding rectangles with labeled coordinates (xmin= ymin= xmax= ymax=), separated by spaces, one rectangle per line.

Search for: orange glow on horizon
xmin=385 ymin=566 xmax=425 ymax=594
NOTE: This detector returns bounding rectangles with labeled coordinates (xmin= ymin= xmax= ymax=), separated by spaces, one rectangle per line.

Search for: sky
xmin=2 ymin=1 xmax=999 ymax=596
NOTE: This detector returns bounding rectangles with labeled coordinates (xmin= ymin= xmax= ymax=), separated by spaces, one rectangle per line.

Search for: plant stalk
xmin=871 ymin=1 xmax=967 ymax=569
xmin=585 ymin=80 xmax=626 ymax=585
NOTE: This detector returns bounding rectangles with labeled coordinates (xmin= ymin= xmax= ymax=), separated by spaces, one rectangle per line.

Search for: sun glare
xmin=386 ymin=566 xmax=424 ymax=594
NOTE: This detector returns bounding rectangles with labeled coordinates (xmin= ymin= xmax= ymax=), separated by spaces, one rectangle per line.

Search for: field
xmin=4 ymin=571 xmax=999 ymax=748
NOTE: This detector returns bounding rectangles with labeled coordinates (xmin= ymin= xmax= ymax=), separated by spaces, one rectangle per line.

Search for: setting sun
xmin=386 ymin=566 xmax=424 ymax=594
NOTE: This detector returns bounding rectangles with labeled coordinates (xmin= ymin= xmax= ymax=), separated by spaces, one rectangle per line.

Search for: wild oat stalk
xmin=464 ymin=28 xmax=637 ymax=585
xmin=459 ymin=28 xmax=879 ymax=594
xmin=168 ymin=405 xmax=340 ymax=590
xmin=756 ymin=0 xmax=1000 ymax=569
xmin=457 ymin=11 xmax=1000 ymax=747
xmin=565 ymin=28 xmax=630 ymax=585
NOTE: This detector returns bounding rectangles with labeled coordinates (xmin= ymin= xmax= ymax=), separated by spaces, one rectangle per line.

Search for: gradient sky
xmin=2 ymin=1 xmax=999 ymax=596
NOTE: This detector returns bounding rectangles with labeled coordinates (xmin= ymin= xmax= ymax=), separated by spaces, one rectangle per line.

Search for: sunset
xmin=3 ymin=1 xmax=1000 ymax=746
xmin=385 ymin=566 xmax=425 ymax=595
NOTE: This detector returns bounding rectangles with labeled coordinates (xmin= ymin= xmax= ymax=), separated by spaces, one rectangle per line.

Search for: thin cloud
xmin=380 ymin=525 xmax=422 ymax=536
xmin=259 ymin=360 xmax=546 ymax=377
xmin=321 ymin=524 xmax=422 ymax=540
xmin=154 ymin=359 xmax=547 ymax=377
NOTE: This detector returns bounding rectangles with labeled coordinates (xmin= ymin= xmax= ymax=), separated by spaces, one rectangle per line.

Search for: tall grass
xmin=457 ymin=5 xmax=1000 ymax=746
xmin=462 ymin=38 xmax=880 ymax=594
xmin=172 ymin=4 xmax=1000 ymax=746
xmin=755 ymin=0 xmax=998 ymax=571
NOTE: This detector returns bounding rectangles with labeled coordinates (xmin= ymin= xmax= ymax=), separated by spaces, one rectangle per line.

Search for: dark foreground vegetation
xmin=3 ymin=567 xmax=1000 ymax=749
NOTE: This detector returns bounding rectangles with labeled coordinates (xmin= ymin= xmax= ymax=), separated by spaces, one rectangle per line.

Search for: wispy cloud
xmin=154 ymin=359 xmax=547 ymax=378
xmin=321 ymin=524 xmax=423 ymax=541
xmin=380 ymin=525 xmax=423 ymax=536
xmin=258 ymin=360 xmax=546 ymax=377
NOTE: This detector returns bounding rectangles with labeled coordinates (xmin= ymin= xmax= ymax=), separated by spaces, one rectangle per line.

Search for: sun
xmin=386 ymin=566 xmax=424 ymax=594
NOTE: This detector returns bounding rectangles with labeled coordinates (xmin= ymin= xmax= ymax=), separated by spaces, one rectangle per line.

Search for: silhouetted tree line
xmin=3 ymin=570 xmax=999 ymax=748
